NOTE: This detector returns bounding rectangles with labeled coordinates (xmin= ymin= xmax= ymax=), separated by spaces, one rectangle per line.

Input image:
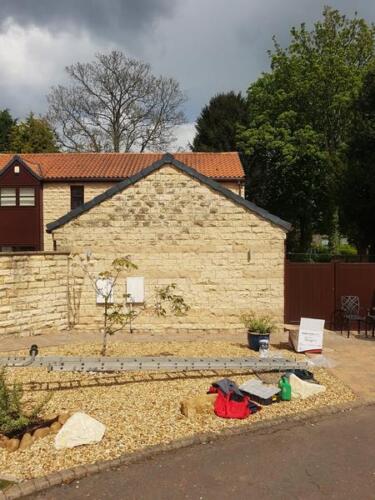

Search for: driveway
xmin=31 ymin=404 xmax=375 ymax=500
xmin=322 ymin=332 xmax=375 ymax=401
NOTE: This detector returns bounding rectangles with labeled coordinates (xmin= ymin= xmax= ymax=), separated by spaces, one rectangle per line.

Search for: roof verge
xmin=46 ymin=154 xmax=291 ymax=233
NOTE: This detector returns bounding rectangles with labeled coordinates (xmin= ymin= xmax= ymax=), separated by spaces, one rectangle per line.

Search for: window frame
xmin=70 ymin=185 xmax=85 ymax=210
xmin=0 ymin=187 xmax=17 ymax=207
xmin=0 ymin=187 xmax=36 ymax=208
xmin=19 ymin=187 xmax=36 ymax=207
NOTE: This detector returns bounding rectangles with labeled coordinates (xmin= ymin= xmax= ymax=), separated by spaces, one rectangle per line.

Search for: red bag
xmin=214 ymin=390 xmax=251 ymax=419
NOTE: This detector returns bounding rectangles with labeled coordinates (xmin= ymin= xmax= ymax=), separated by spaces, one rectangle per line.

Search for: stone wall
xmin=220 ymin=181 xmax=244 ymax=196
xmin=0 ymin=252 xmax=69 ymax=336
xmin=42 ymin=181 xmax=243 ymax=250
xmin=52 ymin=164 xmax=286 ymax=334
xmin=43 ymin=182 xmax=115 ymax=250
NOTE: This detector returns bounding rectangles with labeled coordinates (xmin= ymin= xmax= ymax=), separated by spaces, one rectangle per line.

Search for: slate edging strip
xmin=1 ymin=399 xmax=370 ymax=499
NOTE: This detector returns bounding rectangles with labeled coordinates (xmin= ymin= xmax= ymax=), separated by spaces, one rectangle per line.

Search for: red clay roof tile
xmin=0 ymin=152 xmax=244 ymax=181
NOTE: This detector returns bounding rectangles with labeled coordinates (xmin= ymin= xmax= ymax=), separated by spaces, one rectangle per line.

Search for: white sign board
xmin=96 ymin=278 xmax=114 ymax=304
xmin=126 ymin=277 xmax=145 ymax=303
xmin=289 ymin=318 xmax=325 ymax=353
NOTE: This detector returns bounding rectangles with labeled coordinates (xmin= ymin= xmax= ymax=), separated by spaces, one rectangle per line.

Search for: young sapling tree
xmin=82 ymin=256 xmax=189 ymax=355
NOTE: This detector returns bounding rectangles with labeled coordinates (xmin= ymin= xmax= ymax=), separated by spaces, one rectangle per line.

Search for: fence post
xmin=332 ymin=261 xmax=337 ymax=330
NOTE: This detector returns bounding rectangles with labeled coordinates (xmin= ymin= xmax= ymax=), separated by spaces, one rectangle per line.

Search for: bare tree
xmin=47 ymin=51 xmax=186 ymax=152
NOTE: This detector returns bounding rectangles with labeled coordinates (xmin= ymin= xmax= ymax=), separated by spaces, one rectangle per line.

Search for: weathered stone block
xmin=180 ymin=394 xmax=217 ymax=417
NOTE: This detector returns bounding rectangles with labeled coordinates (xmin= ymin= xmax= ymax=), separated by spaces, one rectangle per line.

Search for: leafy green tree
xmin=9 ymin=113 xmax=58 ymax=153
xmin=0 ymin=109 xmax=16 ymax=152
xmin=192 ymin=92 xmax=247 ymax=151
xmin=340 ymin=68 xmax=375 ymax=256
xmin=240 ymin=116 xmax=331 ymax=251
xmin=239 ymin=7 xmax=375 ymax=252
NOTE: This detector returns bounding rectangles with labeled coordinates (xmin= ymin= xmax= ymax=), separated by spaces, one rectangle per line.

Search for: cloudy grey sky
xmin=0 ymin=0 xmax=374 ymax=148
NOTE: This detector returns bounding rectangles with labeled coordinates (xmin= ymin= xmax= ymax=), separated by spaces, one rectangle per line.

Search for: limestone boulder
xmin=5 ymin=438 xmax=19 ymax=452
xmin=180 ymin=394 xmax=216 ymax=418
xmin=58 ymin=413 xmax=71 ymax=426
xmin=19 ymin=433 xmax=33 ymax=451
xmin=0 ymin=435 xmax=9 ymax=448
xmin=55 ymin=412 xmax=106 ymax=450
xmin=33 ymin=427 xmax=50 ymax=441
xmin=50 ymin=421 xmax=62 ymax=432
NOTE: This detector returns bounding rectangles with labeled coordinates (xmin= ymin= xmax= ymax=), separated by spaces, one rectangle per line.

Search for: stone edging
xmin=0 ymin=399 xmax=371 ymax=499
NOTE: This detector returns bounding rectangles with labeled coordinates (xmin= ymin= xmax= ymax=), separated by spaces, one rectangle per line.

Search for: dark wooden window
xmin=19 ymin=187 xmax=35 ymax=206
xmin=0 ymin=187 xmax=16 ymax=206
xmin=70 ymin=186 xmax=84 ymax=210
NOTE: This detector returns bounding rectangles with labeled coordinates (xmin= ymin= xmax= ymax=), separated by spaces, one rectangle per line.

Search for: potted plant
xmin=240 ymin=312 xmax=276 ymax=351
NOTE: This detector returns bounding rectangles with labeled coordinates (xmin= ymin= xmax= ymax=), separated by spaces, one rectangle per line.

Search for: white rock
xmin=289 ymin=373 xmax=326 ymax=400
xmin=55 ymin=412 xmax=106 ymax=450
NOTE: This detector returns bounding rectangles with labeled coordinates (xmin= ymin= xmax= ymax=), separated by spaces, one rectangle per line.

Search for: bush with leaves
xmin=240 ymin=312 xmax=276 ymax=334
xmin=0 ymin=369 xmax=51 ymax=436
xmin=82 ymin=256 xmax=189 ymax=355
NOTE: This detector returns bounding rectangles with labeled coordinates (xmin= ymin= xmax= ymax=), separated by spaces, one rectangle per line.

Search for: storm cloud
xmin=0 ymin=0 xmax=374 ymax=148
xmin=0 ymin=0 xmax=175 ymax=38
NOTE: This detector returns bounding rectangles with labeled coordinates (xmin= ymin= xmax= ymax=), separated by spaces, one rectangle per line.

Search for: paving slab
xmin=284 ymin=327 xmax=375 ymax=402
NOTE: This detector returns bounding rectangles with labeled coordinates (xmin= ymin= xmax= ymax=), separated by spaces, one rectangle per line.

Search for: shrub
xmin=82 ymin=256 xmax=189 ymax=355
xmin=240 ymin=312 xmax=276 ymax=334
xmin=338 ymin=243 xmax=357 ymax=256
xmin=0 ymin=369 xmax=51 ymax=436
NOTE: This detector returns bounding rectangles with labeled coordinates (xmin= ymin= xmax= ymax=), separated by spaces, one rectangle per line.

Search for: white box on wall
xmin=96 ymin=278 xmax=114 ymax=304
xmin=126 ymin=277 xmax=145 ymax=303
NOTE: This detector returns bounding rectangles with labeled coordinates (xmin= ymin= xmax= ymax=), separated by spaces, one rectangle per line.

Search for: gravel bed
xmin=0 ymin=341 xmax=355 ymax=480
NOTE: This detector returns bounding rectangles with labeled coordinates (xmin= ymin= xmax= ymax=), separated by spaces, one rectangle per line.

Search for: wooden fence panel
xmin=285 ymin=262 xmax=334 ymax=324
xmin=285 ymin=261 xmax=375 ymax=325
xmin=335 ymin=263 xmax=375 ymax=313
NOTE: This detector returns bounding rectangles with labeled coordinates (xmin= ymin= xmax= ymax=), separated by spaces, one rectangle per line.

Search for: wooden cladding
xmin=0 ymin=160 xmax=42 ymax=250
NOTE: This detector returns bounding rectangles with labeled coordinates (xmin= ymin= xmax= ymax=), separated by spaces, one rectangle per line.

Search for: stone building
xmin=0 ymin=152 xmax=245 ymax=252
xmin=45 ymin=154 xmax=290 ymax=333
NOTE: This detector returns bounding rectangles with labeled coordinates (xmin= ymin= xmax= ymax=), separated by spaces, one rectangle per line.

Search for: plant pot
xmin=247 ymin=331 xmax=271 ymax=351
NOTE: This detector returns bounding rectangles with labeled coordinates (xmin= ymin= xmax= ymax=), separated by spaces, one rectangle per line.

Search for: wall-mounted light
xmin=14 ymin=165 xmax=20 ymax=174
xmin=85 ymin=248 xmax=92 ymax=260
xmin=247 ymin=249 xmax=251 ymax=263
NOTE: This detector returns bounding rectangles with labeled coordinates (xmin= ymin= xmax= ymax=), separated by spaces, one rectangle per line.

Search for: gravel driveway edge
xmin=1 ymin=398 xmax=370 ymax=500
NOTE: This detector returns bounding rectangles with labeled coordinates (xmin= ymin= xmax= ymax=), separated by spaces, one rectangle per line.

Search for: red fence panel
xmin=335 ymin=263 xmax=375 ymax=312
xmin=285 ymin=261 xmax=375 ymax=325
xmin=285 ymin=262 xmax=334 ymax=324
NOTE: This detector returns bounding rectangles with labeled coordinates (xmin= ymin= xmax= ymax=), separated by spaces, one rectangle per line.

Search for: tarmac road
xmin=31 ymin=405 xmax=375 ymax=500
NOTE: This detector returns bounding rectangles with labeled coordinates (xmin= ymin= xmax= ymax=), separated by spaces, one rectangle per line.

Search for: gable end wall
xmin=51 ymin=165 xmax=286 ymax=333
xmin=43 ymin=181 xmax=241 ymax=250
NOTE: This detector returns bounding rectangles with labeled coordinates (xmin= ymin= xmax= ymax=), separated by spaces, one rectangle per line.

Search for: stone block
xmin=180 ymin=394 xmax=216 ymax=417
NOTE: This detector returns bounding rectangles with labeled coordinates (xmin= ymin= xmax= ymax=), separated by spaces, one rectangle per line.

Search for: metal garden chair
xmin=365 ymin=292 xmax=375 ymax=338
xmin=340 ymin=295 xmax=366 ymax=338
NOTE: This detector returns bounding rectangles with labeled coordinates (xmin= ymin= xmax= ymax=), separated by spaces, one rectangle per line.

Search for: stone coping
xmin=0 ymin=399 xmax=370 ymax=500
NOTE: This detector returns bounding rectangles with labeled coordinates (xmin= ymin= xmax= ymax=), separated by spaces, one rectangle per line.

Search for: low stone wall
xmin=0 ymin=252 xmax=69 ymax=337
